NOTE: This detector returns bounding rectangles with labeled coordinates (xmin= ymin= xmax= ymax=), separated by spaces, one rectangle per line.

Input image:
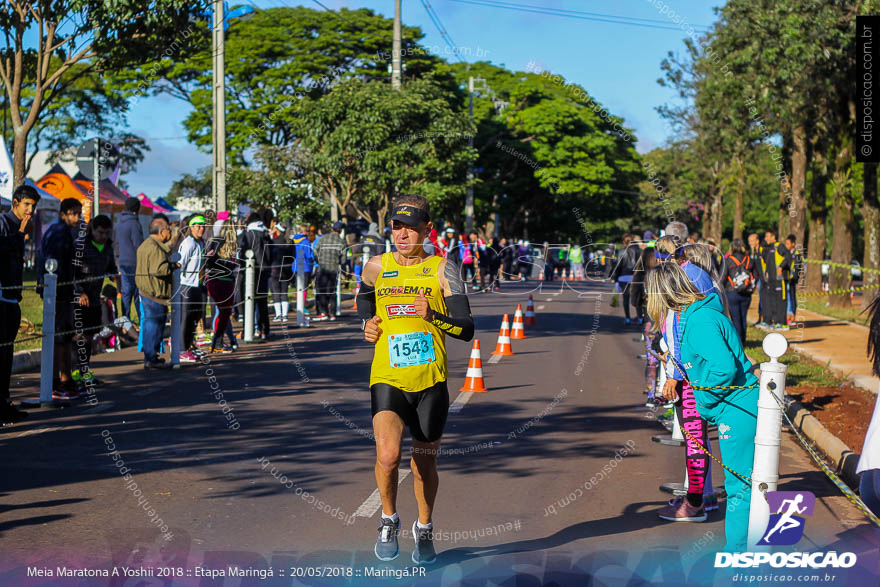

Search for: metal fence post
xmin=37 ymin=259 xmax=58 ymax=406
xmin=170 ymin=252 xmax=182 ymax=367
xmin=335 ymin=268 xmax=342 ymax=317
xmin=747 ymin=332 xmax=789 ymax=549
xmin=244 ymin=250 xmax=255 ymax=342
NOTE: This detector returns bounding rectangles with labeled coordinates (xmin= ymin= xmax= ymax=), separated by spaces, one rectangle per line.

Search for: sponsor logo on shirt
xmin=386 ymin=304 xmax=417 ymax=317
xmin=382 ymin=270 xmax=399 ymax=278
xmin=377 ymin=285 xmax=433 ymax=297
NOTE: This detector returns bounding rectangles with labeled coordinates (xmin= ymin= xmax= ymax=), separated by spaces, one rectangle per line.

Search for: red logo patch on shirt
xmin=386 ymin=304 xmax=417 ymax=317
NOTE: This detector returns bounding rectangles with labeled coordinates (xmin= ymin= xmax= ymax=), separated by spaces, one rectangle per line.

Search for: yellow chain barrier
xmin=801 ymin=257 xmax=880 ymax=276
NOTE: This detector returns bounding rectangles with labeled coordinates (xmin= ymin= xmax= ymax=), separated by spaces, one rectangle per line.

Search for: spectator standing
xmin=268 ymin=220 xmax=292 ymax=321
xmin=313 ymin=221 xmax=346 ymax=321
xmin=747 ymin=232 xmax=764 ymax=324
xmin=0 ymin=185 xmax=40 ymax=423
xmin=459 ymin=233 xmax=477 ymax=289
xmin=609 ymin=233 xmax=641 ymax=325
xmin=136 ymin=217 xmax=175 ymax=369
xmin=178 ymin=215 xmax=208 ymax=362
xmin=39 ymin=197 xmax=83 ymax=399
xmin=760 ymin=229 xmax=791 ymax=329
xmin=516 ymin=240 xmax=531 ymax=281
xmin=647 ymin=263 xmax=758 ymax=551
xmin=858 ymin=293 xmax=880 ymax=517
xmin=724 ymin=238 xmax=757 ymax=345
xmin=72 ymin=214 xmax=117 ymax=386
xmin=784 ymin=234 xmax=803 ymax=324
xmin=113 ymin=196 xmax=144 ymax=321
xmin=205 ymin=219 xmax=239 ymax=352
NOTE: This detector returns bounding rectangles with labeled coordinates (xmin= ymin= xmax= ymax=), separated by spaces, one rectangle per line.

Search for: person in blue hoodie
xmin=647 ymin=262 xmax=759 ymax=552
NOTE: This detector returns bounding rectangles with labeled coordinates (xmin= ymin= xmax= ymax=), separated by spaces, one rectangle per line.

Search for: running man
xmin=357 ymin=194 xmax=475 ymax=564
xmin=762 ymin=494 xmax=808 ymax=542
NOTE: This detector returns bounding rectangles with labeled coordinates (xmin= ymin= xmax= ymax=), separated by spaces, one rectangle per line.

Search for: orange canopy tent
xmin=34 ymin=165 xmax=98 ymax=220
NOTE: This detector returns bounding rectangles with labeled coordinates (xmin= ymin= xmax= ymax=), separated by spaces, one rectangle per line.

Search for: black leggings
xmin=617 ymin=280 xmax=631 ymax=319
xmin=371 ymin=381 xmax=449 ymax=443
xmin=181 ymin=285 xmax=205 ymax=350
xmin=270 ymin=275 xmax=289 ymax=305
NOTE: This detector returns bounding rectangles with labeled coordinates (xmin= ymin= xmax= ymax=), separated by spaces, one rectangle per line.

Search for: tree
xmin=440 ymin=61 xmax=642 ymax=241
xmin=0 ymin=0 xmax=208 ymax=187
xmin=134 ymin=6 xmax=449 ymax=165
xmin=295 ymin=77 xmax=474 ymax=230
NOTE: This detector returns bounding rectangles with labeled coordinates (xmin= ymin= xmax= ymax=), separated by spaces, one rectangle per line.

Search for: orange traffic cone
xmin=492 ymin=314 xmax=515 ymax=356
xmin=524 ymin=296 xmax=537 ymax=326
xmin=460 ymin=339 xmax=488 ymax=392
xmin=352 ymin=284 xmax=359 ymax=310
xmin=511 ymin=304 xmax=527 ymax=339
xmin=538 ymin=268 xmax=544 ymax=281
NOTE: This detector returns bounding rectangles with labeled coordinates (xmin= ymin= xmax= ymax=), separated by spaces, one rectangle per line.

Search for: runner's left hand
xmin=414 ymin=289 xmax=433 ymax=322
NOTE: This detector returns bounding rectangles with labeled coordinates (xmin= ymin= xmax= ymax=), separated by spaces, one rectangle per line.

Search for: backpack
xmin=727 ymin=254 xmax=754 ymax=294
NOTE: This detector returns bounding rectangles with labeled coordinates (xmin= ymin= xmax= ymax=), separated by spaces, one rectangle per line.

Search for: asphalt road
xmin=1 ymin=278 xmax=878 ymax=586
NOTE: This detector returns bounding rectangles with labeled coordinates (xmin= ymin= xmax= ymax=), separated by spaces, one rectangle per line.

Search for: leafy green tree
xmin=135 ymin=6 xmax=449 ymax=165
xmin=0 ymin=0 xmax=207 ymax=186
xmin=295 ymin=77 xmax=474 ymax=229
xmin=440 ymin=61 xmax=642 ymax=241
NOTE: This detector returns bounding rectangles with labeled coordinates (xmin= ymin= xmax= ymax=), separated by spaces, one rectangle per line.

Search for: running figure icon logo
xmin=757 ymin=491 xmax=816 ymax=546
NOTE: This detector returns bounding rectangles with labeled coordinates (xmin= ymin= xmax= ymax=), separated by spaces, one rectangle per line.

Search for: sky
xmin=124 ymin=0 xmax=720 ymax=200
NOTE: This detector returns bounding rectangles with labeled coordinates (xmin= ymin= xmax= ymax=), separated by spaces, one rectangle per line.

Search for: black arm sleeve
xmin=430 ymin=294 xmax=474 ymax=341
xmin=356 ymin=283 xmax=377 ymax=320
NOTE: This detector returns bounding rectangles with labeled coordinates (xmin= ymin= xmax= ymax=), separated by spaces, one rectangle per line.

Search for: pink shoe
xmin=179 ymin=350 xmax=198 ymax=363
xmin=658 ymin=496 xmax=706 ymax=522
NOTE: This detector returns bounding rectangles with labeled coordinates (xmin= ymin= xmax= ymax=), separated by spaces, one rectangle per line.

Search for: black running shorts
xmin=370 ymin=381 xmax=449 ymax=444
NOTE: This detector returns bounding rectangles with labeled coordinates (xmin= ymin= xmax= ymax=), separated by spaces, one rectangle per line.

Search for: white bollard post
xmin=335 ymin=269 xmax=342 ymax=317
xmin=244 ymin=250 xmax=255 ymax=342
xmin=296 ymin=261 xmax=307 ymax=328
xmin=747 ymin=332 xmax=789 ymax=549
xmin=37 ymin=259 xmax=57 ymax=406
xmin=169 ymin=252 xmax=182 ymax=366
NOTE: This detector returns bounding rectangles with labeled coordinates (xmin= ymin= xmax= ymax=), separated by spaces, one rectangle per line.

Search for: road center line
xmin=487 ymin=354 xmax=503 ymax=364
xmin=537 ymin=304 xmax=545 ymax=310
xmin=448 ymin=391 xmax=474 ymax=414
xmin=354 ymin=469 xmax=411 ymax=518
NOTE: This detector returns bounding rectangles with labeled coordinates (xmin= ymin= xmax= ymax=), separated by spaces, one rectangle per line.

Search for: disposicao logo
xmin=758 ymin=490 xmax=815 ymax=546
xmin=714 ymin=491 xmax=857 ymax=570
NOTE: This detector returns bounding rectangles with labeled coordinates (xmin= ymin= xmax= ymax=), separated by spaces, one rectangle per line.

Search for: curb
xmin=782 ymin=395 xmax=860 ymax=489
xmin=12 ymin=348 xmax=41 ymax=374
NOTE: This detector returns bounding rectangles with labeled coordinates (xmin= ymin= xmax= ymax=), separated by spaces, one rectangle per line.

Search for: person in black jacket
xmin=784 ymin=234 xmax=803 ymax=324
xmin=113 ymin=197 xmax=144 ymax=321
xmin=39 ymin=197 xmax=83 ymax=399
xmin=72 ymin=214 xmax=117 ymax=388
xmin=0 ymin=185 xmax=40 ymax=423
xmin=268 ymin=220 xmax=293 ymax=321
xmin=609 ymin=233 xmax=641 ymax=324
xmin=760 ymin=229 xmax=792 ymax=329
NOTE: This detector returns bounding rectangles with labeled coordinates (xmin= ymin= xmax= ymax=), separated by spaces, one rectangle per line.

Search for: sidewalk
xmin=747 ymin=301 xmax=876 ymax=394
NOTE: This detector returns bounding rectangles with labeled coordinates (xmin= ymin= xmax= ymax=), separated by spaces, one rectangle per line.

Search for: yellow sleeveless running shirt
xmin=370 ymin=252 xmax=448 ymax=392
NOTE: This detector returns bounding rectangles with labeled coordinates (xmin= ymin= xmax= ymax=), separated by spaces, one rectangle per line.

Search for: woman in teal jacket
xmin=647 ymin=262 xmax=759 ymax=551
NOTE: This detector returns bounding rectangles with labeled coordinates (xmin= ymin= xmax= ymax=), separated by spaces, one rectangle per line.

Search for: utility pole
xmin=465 ymin=76 xmax=475 ymax=233
xmin=213 ymin=0 xmax=227 ymax=213
xmin=392 ymin=0 xmax=402 ymax=89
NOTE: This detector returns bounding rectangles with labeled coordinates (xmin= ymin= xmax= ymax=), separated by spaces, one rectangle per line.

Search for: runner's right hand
xmin=364 ymin=316 xmax=382 ymax=343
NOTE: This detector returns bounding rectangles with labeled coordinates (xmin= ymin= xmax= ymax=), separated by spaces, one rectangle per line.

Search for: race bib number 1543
xmin=388 ymin=331 xmax=435 ymax=368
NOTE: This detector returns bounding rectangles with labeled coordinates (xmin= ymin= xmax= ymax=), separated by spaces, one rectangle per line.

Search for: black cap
xmin=125 ymin=196 xmax=141 ymax=212
xmin=389 ymin=205 xmax=429 ymax=227
xmin=332 ymin=221 xmax=345 ymax=231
